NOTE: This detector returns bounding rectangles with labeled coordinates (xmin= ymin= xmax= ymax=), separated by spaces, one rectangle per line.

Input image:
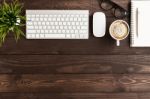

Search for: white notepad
xmin=131 ymin=0 xmax=150 ymax=47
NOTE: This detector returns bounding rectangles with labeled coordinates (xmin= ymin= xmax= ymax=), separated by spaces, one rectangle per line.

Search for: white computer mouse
xmin=93 ymin=12 xmax=106 ymax=37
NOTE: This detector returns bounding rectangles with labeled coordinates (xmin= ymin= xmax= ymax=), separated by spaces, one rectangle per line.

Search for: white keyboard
xmin=26 ymin=10 xmax=89 ymax=39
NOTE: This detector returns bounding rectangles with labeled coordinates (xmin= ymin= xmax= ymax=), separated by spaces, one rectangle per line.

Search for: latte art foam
xmin=110 ymin=21 xmax=129 ymax=40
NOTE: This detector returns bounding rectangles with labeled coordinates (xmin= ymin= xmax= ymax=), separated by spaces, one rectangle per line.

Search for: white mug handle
xmin=116 ymin=40 xmax=120 ymax=46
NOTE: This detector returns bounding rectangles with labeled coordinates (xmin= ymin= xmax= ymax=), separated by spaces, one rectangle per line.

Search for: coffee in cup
xmin=109 ymin=20 xmax=129 ymax=46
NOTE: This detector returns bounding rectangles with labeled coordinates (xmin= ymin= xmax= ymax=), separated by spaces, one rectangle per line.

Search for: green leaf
xmin=0 ymin=0 xmax=25 ymax=47
xmin=18 ymin=15 xmax=26 ymax=21
xmin=13 ymin=26 xmax=25 ymax=42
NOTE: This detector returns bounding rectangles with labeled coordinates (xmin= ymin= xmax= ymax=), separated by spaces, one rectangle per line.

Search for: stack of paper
xmin=131 ymin=0 xmax=150 ymax=47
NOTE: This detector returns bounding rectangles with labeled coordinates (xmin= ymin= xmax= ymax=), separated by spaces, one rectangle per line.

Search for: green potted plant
xmin=0 ymin=0 xmax=25 ymax=46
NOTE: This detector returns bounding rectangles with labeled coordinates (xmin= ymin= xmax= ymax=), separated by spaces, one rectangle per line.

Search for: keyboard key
xmin=42 ymin=26 xmax=46 ymax=30
xmin=35 ymin=18 xmax=39 ymax=21
xmin=44 ymin=18 xmax=47 ymax=21
xmin=27 ymin=30 xmax=36 ymax=33
xmin=70 ymin=18 xmax=73 ymax=21
xmin=66 ymin=34 xmax=71 ymax=38
xmin=40 ymin=34 xmax=45 ymax=38
xmin=76 ymin=22 xmax=79 ymax=25
xmin=52 ymin=18 xmax=56 ymax=21
xmin=58 ymin=30 xmax=61 ymax=33
xmin=66 ymin=30 xmax=70 ymax=33
xmin=45 ymin=30 xmax=48 ymax=33
xmin=27 ymin=34 xmax=32 ymax=38
xmin=78 ymin=18 xmax=82 ymax=21
xmin=39 ymin=26 xmax=42 ymax=29
xmin=34 ymin=22 xmax=38 ymax=25
xmin=55 ymin=22 xmax=58 ymax=25
xmin=57 ymin=18 xmax=60 ymax=21
xmin=45 ymin=34 xmax=66 ymax=38
xmin=62 ymin=30 xmax=66 ymax=33
xmin=74 ymin=18 xmax=77 ymax=21
xmin=27 ymin=26 xmax=34 ymax=29
xmin=50 ymin=22 xmax=54 ymax=25
xmin=36 ymin=34 xmax=40 ymax=38
xmin=37 ymin=30 xmax=40 ymax=33
xmin=40 ymin=18 xmax=43 ymax=21
xmin=71 ymin=34 xmax=75 ymax=38
xmin=56 ymin=26 xmax=59 ymax=29
xmin=83 ymin=18 xmax=88 ymax=21
xmin=48 ymin=18 xmax=52 ymax=21
xmin=42 ymin=22 xmax=45 ymax=25
xmin=37 ymin=21 xmax=41 ymax=25
xmin=46 ymin=22 xmax=50 ymax=25
xmin=36 ymin=15 xmax=40 ymax=17
xmin=45 ymin=15 xmax=48 ymax=17
xmin=27 ymin=22 xmax=33 ymax=25
xmin=35 ymin=26 xmax=38 ymax=29
xmin=48 ymin=30 xmax=52 ymax=33
xmin=64 ymin=26 xmax=68 ymax=30
xmin=40 ymin=15 xmax=44 ymax=17
xmin=75 ymin=34 xmax=80 ymax=38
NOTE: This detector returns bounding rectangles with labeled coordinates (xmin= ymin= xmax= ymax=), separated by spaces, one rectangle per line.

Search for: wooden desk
xmin=0 ymin=0 xmax=150 ymax=98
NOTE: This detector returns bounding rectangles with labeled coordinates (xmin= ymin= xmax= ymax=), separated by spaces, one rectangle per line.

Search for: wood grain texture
xmin=1 ymin=0 xmax=147 ymax=56
xmin=0 ymin=93 xmax=150 ymax=99
xmin=0 ymin=74 xmax=149 ymax=92
xmin=3 ymin=37 xmax=150 ymax=55
xmin=0 ymin=55 xmax=150 ymax=74
xmin=0 ymin=0 xmax=150 ymax=99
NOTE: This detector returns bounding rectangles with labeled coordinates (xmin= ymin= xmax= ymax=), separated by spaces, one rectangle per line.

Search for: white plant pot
xmin=16 ymin=18 xmax=20 ymax=25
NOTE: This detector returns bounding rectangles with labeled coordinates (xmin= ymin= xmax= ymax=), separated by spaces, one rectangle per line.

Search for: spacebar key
xmin=45 ymin=34 xmax=66 ymax=39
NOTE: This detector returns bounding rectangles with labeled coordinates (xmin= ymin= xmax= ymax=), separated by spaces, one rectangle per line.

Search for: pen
xmin=136 ymin=8 xmax=138 ymax=37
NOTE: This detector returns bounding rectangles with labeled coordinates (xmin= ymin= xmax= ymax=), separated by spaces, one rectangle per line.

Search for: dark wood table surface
xmin=0 ymin=0 xmax=150 ymax=99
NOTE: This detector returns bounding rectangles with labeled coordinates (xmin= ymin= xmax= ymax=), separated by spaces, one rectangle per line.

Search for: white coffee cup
xmin=109 ymin=20 xmax=130 ymax=46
